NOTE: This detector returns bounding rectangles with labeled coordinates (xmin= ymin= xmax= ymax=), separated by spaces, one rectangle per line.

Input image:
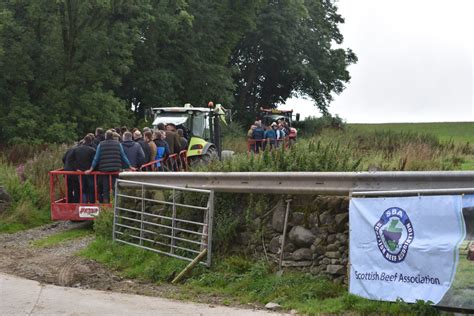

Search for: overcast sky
xmin=286 ymin=0 xmax=474 ymax=123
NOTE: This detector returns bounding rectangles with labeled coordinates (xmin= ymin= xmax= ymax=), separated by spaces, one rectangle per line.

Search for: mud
xmin=0 ymin=222 xmax=258 ymax=309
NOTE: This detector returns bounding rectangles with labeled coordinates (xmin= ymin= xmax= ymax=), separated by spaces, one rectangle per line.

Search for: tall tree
xmin=119 ymin=0 xmax=264 ymax=123
xmin=232 ymin=0 xmax=357 ymax=122
xmin=0 ymin=0 xmax=152 ymax=143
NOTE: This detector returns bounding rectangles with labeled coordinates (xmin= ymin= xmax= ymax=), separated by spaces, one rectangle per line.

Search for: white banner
xmin=349 ymin=195 xmax=465 ymax=304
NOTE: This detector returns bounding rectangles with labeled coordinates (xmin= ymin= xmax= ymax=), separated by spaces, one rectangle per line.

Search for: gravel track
xmin=0 ymin=222 xmax=263 ymax=311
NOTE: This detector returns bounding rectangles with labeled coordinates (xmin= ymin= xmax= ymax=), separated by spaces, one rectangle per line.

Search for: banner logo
xmin=374 ymin=207 xmax=414 ymax=263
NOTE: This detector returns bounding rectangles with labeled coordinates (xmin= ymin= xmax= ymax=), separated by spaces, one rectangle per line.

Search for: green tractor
xmin=150 ymin=103 xmax=228 ymax=164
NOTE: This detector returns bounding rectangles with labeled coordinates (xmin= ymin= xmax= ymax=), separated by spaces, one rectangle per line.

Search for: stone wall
xmin=236 ymin=195 xmax=349 ymax=284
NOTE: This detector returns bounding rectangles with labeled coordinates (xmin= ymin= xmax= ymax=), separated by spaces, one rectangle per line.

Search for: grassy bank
xmin=349 ymin=122 xmax=474 ymax=144
xmin=217 ymin=128 xmax=470 ymax=172
xmin=0 ymin=145 xmax=64 ymax=233
xmin=80 ymin=238 xmax=435 ymax=315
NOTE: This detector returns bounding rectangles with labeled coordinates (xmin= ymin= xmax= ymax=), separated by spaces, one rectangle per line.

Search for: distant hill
xmin=348 ymin=122 xmax=474 ymax=144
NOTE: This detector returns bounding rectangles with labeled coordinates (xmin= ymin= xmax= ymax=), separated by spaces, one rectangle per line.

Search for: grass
xmin=348 ymin=123 xmax=474 ymax=170
xmin=0 ymin=161 xmax=51 ymax=233
xmin=438 ymin=241 xmax=474 ymax=308
xmin=349 ymin=122 xmax=474 ymax=144
xmin=0 ymin=145 xmax=64 ymax=233
xmin=31 ymin=226 xmax=94 ymax=248
xmin=80 ymin=238 xmax=436 ymax=314
xmin=80 ymin=238 xmax=190 ymax=283
xmin=215 ymin=128 xmax=469 ymax=172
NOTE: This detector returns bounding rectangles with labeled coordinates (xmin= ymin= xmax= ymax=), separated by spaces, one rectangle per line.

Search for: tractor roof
xmin=260 ymin=108 xmax=293 ymax=114
xmin=151 ymin=107 xmax=211 ymax=113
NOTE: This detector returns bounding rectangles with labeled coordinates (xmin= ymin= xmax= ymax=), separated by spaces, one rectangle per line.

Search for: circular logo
xmin=374 ymin=207 xmax=414 ymax=263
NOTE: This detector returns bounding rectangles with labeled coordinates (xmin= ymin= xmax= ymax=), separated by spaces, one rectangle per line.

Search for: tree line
xmin=0 ymin=0 xmax=356 ymax=143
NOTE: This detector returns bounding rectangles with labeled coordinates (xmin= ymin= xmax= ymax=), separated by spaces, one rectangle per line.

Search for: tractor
xmin=150 ymin=103 xmax=228 ymax=164
xmin=259 ymin=108 xmax=300 ymax=141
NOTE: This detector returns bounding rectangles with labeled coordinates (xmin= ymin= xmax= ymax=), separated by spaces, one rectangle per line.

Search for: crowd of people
xmin=247 ymin=119 xmax=293 ymax=152
xmin=62 ymin=124 xmax=189 ymax=203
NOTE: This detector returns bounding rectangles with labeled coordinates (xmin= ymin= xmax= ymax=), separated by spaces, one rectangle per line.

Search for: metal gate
xmin=113 ymin=179 xmax=214 ymax=266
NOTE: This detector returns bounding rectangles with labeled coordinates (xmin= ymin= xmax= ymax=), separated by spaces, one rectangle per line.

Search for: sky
xmin=286 ymin=0 xmax=474 ymax=123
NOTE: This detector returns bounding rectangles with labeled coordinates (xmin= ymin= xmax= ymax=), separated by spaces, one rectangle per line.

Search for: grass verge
xmin=80 ymin=238 xmax=437 ymax=315
xmin=79 ymin=238 xmax=190 ymax=282
xmin=0 ymin=161 xmax=50 ymax=233
xmin=32 ymin=226 xmax=94 ymax=248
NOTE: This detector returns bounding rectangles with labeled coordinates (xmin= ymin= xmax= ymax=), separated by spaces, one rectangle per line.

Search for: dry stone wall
xmin=236 ymin=195 xmax=350 ymax=284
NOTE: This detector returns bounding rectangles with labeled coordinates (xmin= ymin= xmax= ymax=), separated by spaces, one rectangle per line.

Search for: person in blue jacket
xmin=121 ymin=131 xmax=145 ymax=169
xmin=153 ymin=130 xmax=170 ymax=170
xmin=251 ymin=122 xmax=265 ymax=153
xmin=264 ymin=123 xmax=277 ymax=150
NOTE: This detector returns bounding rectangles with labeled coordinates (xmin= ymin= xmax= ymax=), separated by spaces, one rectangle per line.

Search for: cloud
xmin=291 ymin=0 xmax=474 ymax=123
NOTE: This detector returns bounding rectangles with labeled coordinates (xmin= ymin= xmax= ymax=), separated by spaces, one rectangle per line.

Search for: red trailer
xmin=49 ymin=169 xmax=119 ymax=221
xmin=49 ymin=151 xmax=189 ymax=221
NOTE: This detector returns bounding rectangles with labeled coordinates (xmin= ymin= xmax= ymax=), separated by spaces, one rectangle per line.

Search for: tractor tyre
xmin=201 ymin=146 xmax=218 ymax=164
xmin=188 ymin=146 xmax=218 ymax=168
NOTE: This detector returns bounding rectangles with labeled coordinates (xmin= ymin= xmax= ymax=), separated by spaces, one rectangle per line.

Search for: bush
xmin=197 ymin=139 xmax=362 ymax=172
xmin=93 ymin=207 xmax=115 ymax=239
xmin=293 ymin=114 xmax=345 ymax=136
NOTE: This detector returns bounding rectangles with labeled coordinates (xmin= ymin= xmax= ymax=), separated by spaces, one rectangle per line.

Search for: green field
xmin=349 ymin=122 xmax=474 ymax=144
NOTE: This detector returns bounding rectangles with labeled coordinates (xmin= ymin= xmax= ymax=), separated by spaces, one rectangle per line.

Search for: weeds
xmin=0 ymin=145 xmax=64 ymax=233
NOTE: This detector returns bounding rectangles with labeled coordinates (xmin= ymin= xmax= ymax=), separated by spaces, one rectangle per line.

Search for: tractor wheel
xmin=188 ymin=147 xmax=218 ymax=168
xmin=201 ymin=146 xmax=218 ymax=164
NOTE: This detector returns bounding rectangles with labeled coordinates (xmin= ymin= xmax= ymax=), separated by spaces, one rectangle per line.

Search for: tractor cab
xmin=151 ymin=104 xmax=226 ymax=161
xmin=152 ymin=106 xmax=210 ymax=141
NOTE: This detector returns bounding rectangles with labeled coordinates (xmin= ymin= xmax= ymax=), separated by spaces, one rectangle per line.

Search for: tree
xmin=119 ymin=0 xmax=264 ymax=124
xmin=0 ymin=0 xmax=152 ymax=143
xmin=232 ymin=0 xmax=357 ymax=123
xmin=0 ymin=0 xmax=355 ymax=143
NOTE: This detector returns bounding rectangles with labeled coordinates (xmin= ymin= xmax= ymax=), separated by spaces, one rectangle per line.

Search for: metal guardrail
xmin=113 ymin=179 xmax=214 ymax=266
xmin=119 ymin=171 xmax=474 ymax=195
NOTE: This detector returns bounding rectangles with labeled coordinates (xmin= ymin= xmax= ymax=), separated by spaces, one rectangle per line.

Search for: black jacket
xmin=71 ymin=144 xmax=96 ymax=171
xmin=62 ymin=146 xmax=77 ymax=171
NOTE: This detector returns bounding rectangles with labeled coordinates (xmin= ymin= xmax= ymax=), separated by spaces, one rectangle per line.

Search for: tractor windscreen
xmin=191 ymin=112 xmax=208 ymax=139
xmin=152 ymin=111 xmax=209 ymax=139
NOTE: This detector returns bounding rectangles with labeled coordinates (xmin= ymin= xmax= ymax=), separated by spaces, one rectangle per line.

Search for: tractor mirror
xmin=296 ymin=113 xmax=300 ymax=122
